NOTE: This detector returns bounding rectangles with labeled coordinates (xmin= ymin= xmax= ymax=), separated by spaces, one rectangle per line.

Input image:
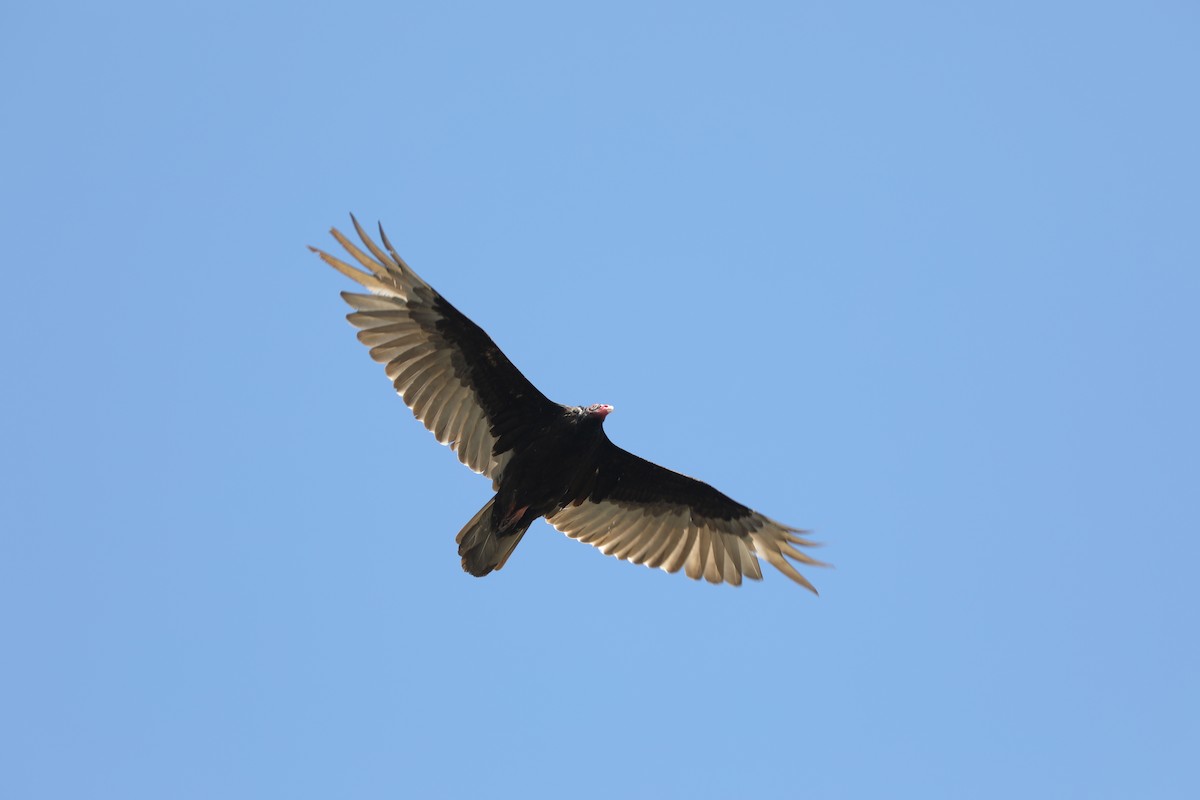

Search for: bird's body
xmin=460 ymin=404 xmax=610 ymax=575
xmin=310 ymin=216 xmax=825 ymax=590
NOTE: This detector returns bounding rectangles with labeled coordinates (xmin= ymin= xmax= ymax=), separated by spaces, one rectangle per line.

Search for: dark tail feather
xmin=456 ymin=497 xmax=529 ymax=576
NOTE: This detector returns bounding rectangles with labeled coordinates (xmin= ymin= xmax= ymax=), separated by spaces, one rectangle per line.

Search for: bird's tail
xmin=456 ymin=497 xmax=529 ymax=577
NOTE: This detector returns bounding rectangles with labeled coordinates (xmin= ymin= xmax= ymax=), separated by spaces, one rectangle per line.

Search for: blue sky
xmin=3 ymin=1 xmax=1198 ymax=797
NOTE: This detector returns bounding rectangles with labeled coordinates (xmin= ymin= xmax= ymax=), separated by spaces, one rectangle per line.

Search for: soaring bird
xmin=310 ymin=216 xmax=825 ymax=591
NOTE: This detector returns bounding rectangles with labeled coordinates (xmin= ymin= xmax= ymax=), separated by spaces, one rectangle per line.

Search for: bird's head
xmin=582 ymin=403 xmax=614 ymax=421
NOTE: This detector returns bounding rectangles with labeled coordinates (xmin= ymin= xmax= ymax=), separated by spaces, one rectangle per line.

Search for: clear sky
xmin=3 ymin=2 xmax=1197 ymax=798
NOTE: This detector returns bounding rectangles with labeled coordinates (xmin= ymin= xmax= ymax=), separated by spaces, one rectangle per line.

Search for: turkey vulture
xmin=309 ymin=216 xmax=825 ymax=591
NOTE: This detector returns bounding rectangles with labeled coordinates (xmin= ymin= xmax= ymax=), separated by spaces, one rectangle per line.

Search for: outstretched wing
xmin=547 ymin=436 xmax=825 ymax=591
xmin=310 ymin=216 xmax=561 ymax=482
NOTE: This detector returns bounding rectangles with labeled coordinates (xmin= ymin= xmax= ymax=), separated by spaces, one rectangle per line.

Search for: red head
xmin=583 ymin=403 xmax=614 ymax=419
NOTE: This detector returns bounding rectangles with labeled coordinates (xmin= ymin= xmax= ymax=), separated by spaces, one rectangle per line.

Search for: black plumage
xmin=310 ymin=216 xmax=825 ymax=590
